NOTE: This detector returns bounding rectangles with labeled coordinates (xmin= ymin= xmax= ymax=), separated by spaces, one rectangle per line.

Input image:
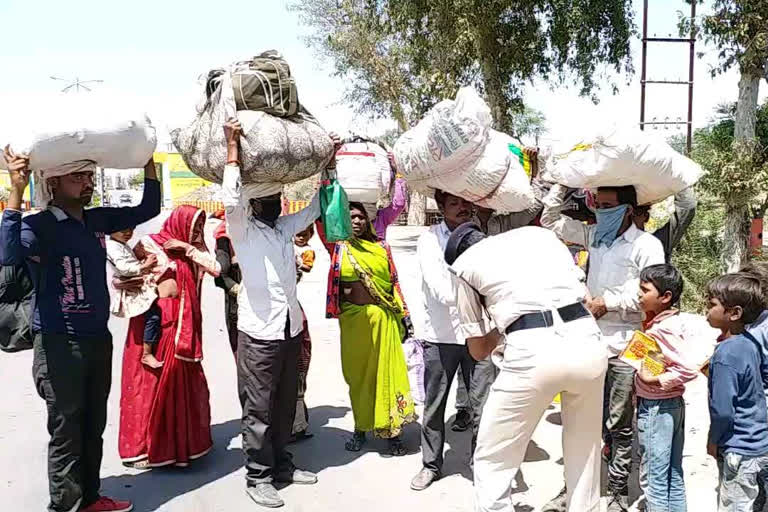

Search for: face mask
xmin=592 ymin=204 xmax=629 ymax=248
xmin=250 ymin=199 xmax=282 ymax=227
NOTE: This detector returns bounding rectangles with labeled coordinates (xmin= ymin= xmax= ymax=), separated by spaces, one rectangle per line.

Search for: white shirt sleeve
xmin=277 ymin=192 xmax=321 ymax=236
xmin=540 ymin=184 xmax=591 ymax=247
xmin=603 ymin=235 xmax=666 ymax=313
xmin=417 ymin=232 xmax=456 ymax=306
xmin=221 ymin=164 xmax=248 ymax=241
xmin=455 ymin=274 xmax=491 ymax=339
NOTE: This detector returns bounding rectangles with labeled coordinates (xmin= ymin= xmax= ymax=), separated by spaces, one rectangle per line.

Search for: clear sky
xmin=0 ymin=0 xmax=763 ymax=149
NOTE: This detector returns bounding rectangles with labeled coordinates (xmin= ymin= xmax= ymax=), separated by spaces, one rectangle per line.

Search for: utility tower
xmin=639 ymin=0 xmax=697 ymax=155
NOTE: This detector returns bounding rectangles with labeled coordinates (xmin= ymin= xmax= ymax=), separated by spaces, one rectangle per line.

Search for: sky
xmin=0 ymin=0 xmax=764 ymax=151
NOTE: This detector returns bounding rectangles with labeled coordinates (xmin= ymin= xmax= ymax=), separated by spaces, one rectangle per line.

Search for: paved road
xmin=0 ymin=216 xmax=720 ymax=511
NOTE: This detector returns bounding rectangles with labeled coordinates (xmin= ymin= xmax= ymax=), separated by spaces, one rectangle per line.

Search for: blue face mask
xmin=592 ymin=204 xmax=629 ymax=248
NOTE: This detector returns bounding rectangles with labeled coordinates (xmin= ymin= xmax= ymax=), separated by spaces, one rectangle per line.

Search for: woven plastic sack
xmin=402 ymin=337 xmax=425 ymax=405
xmin=0 ymin=93 xmax=156 ymax=171
xmin=335 ymin=141 xmax=393 ymax=207
xmin=393 ymin=87 xmax=491 ymax=188
xmin=540 ymin=127 xmax=702 ymax=205
xmin=170 ymin=70 xmax=333 ymax=185
xmin=319 ymin=178 xmax=353 ymax=242
xmin=430 ymin=130 xmax=536 ymax=213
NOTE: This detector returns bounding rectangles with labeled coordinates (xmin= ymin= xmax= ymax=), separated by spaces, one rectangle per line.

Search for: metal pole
xmin=686 ymin=0 xmax=696 ymax=156
xmin=640 ymin=0 xmax=649 ymax=131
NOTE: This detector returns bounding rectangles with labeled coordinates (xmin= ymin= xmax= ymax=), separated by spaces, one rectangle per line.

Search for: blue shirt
xmin=708 ymin=331 xmax=768 ymax=457
xmin=0 ymin=179 xmax=161 ymax=338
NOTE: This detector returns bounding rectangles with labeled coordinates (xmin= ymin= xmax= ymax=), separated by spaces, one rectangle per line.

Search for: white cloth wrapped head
xmin=34 ymin=160 xmax=97 ymax=208
xmin=242 ymin=182 xmax=282 ymax=200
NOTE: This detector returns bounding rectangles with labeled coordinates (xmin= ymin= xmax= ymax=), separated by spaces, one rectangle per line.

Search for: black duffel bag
xmin=231 ymin=50 xmax=299 ymax=117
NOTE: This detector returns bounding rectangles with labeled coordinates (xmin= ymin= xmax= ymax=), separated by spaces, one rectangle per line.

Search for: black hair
xmin=740 ymin=261 xmax=768 ymax=299
xmin=707 ymin=273 xmax=766 ymax=325
xmin=348 ymin=201 xmax=370 ymax=221
xmin=640 ymin=264 xmax=684 ymax=305
xmin=597 ymin=185 xmax=638 ymax=207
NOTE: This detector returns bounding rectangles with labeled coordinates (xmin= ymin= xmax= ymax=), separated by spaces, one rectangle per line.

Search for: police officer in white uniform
xmin=445 ymin=223 xmax=608 ymax=512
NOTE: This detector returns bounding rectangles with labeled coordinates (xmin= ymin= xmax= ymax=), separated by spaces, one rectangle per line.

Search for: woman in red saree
xmin=119 ymin=205 xmax=221 ymax=468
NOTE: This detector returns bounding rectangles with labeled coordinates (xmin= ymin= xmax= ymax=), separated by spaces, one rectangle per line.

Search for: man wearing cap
xmin=1 ymin=147 xmax=161 ymax=512
xmin=445 ymin=222 xmax=607 ymax=512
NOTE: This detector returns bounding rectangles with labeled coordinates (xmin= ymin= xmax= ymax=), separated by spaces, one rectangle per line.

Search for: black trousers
xmin=421 ymin=342 xmax=495 ymax=473
xmin=237 ymin=328 xmax=301 ymax=485
xmin=32 ymin=332 xmax=112 ymax=512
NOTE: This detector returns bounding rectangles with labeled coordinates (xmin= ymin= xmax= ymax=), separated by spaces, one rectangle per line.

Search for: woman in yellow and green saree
xmin=318 ymin=202 xmax=417 ymax=456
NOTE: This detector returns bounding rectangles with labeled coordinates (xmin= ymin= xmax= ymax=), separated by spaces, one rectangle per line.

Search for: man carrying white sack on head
xmin=444 ymin=222 xmax=607 ymax=512
xmin=540 ymin=184 xmax=665 ymax=512
xmin=221 ymin=118 xmax=340 ymax=509
xmin=0 ymin=147 xmax=161 ymax=512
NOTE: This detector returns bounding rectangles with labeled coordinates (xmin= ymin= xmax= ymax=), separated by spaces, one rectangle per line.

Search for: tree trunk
xmin=723 ymin=202 xmax=752 ymax=272
xmin=724 ymin=71 xmax=761 ymax=270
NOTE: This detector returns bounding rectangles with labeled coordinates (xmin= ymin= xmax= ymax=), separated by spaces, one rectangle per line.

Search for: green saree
xmin=338 ymin=238 xmax=417 ymax=438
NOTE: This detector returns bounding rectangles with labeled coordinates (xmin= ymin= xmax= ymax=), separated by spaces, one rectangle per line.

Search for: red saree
xmin=118 ymin=206 xmax=213 ymax=467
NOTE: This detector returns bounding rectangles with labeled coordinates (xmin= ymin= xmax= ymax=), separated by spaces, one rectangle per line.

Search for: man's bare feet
xmin=141 ymin=353 xmax=164 ymax=369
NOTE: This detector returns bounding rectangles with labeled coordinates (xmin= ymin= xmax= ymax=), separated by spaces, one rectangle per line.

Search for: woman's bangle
xmin=227 ymin=160 xmax=241 ymax=166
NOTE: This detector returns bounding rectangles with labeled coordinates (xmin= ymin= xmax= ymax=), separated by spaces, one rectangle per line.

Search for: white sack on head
xmin=335 ymin=141 xmax=392 ymax=207
xmin=34 ymin=160 xmax=98 ymax=208
xmin=539 ymin=127 xmax=702 ymax=205
xmin=171 ymin=70 xmax=334 ymax=185
xmin=0 ymin=93 xmax=156 ymax=171
xmin=436 ymin=130 xmax=536 ymax=213
xmin=393 ymin=87 xmax=492 ymax=188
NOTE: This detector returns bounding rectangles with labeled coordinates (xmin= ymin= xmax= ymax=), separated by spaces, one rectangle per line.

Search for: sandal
xmin=388 ymin=437 xmax=407 ymax=457
xmin=345 ymin=431 xmax=366 ymax=452
xmin=122 ymin=459 xmax=150 ymax=470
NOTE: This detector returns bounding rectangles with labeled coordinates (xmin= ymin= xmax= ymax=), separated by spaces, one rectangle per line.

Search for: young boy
xmin=706 ymin=273 xmax=768 ymax=511
xmin=107 ymin=227 xmax=162 ymax=369
xmin=294 ymin=224 xmax=316 ymax=281
xmin=634 ymin=263 xmax=699 ymax=511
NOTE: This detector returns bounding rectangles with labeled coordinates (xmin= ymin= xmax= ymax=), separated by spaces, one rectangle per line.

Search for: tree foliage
xmin=385 ymin=0 xmax=636 ymax=132
xmin=684 ymin=0 xmax=768 ymax=78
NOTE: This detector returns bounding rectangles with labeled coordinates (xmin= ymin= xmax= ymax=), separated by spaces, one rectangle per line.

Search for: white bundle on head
xmin=242 ymin=182 xmax=282 ymax=200
xmin=34 ymin=160 xmax=97 ymax=208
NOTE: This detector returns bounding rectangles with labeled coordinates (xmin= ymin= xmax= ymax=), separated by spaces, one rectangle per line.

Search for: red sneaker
xmin=80 ymin=497 xmax=133 ymax=512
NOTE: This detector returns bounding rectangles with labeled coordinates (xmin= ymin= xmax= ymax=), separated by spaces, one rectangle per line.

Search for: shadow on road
xmin=293 ymin=405 xmax=425 ymax=473
xmin=101 ymin=419 xmax=242 ymax=512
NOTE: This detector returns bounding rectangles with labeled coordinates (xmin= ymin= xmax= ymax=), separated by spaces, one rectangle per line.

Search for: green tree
xmin=128 ymin=171 xmax=145 ymax=189
xmin=683 ymin=0 xmax=768 ymax=270
xmin=386 ymin=0 xmax=636 ymax=133
xmin=510 ymin=107 xmax=548 ymax=146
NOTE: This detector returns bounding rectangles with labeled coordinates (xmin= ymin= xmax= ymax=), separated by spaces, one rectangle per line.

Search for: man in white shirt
xmin=540 ymin=184 xmax=665 ymax=512
xmin=221 ymin=120 xmax=331 ymax=508
xmin=411 ymin=190 xmax=493 ymax=491
xmin=446 ymin=223 xmax=607 ymax=512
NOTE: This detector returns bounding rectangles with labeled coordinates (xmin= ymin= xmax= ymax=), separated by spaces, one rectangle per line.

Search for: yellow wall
xmin=0 ymin=170 xmax=31 ymax=200
xmin=153 ymin=152 xmax=211 ymax=201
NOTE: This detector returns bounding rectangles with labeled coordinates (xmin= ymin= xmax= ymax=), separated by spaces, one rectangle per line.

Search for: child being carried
xmin=107 ymin=227 xmax=163 ymax=369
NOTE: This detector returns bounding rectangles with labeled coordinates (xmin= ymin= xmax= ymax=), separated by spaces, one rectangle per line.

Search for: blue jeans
xmin=717 ymin=452 xmax=768 ymax=511
xmin=637 ymin=396 xmax=686 ymax=512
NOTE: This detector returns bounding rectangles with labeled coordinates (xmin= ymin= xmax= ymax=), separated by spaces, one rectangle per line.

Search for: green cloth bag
xmin=319 ymin=178 xmax=353 ymax=242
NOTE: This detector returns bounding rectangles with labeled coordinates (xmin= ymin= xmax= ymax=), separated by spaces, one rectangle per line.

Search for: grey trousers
xmin=237 ymin=329 xmax=301 ymax=485
xmin=421 ymin=342 xmax=497 ymax=473
xmin=603 ymin=356 xmax=637 ymax=495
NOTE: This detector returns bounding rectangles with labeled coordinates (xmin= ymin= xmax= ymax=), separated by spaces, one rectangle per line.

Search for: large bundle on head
xmin=393 ymin=88 xmax=535 ymax=213
xmin=0 ymin=93 xmax=156 ymax=171
xmin=335 ymin=138 xmax=393 ymax=208
xmin=539 ymin=127 xmax=702 ymax=205
xmin=171 ymin=51 xmax=334 ymax=187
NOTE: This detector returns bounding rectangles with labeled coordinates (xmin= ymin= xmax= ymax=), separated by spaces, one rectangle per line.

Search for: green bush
xmin=672 ymin=195 xmax=725 ymax=313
